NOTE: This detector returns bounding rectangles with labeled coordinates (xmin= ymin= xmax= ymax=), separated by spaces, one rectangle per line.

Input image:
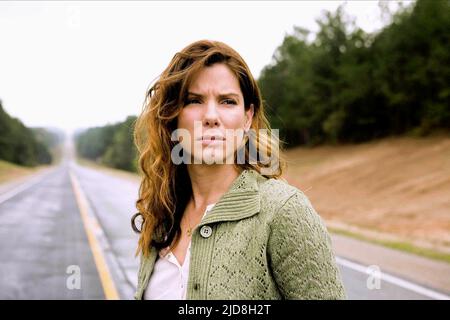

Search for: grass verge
xmin=0 ymin=160 xmax=42 ymax=185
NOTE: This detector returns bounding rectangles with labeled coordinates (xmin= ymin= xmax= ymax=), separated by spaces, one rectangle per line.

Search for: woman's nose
xmin=203 ymin=101 xmax=220 ymax=127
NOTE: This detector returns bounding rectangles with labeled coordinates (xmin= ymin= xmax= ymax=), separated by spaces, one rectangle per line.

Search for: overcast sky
xmin=0 ymin=1 xmax=412 ymax=134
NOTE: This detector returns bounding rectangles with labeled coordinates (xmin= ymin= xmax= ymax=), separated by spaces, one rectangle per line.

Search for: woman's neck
xmin=186 ymin=164 xmax=241 ymax=212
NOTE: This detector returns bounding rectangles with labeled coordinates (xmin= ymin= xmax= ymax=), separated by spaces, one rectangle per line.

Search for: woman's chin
xmin=191 ymin=149 xmax=234 ymax=165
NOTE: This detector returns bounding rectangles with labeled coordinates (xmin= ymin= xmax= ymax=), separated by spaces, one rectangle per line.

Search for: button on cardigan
xmin=144 ymin=204 xmax=215 ymax=300
xmin=135 ymin=169 xmax=346 ymax=300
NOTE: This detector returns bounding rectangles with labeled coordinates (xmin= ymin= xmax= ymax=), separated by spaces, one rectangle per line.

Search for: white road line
xmin=336 ymin=256 xmax=450 ymax=300
xmin=0 ymin=170 xmax=55 ymax=204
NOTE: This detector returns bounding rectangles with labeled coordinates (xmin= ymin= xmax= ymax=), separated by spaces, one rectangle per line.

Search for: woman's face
xmin=175 ymin=63 xmax=254 ymax=165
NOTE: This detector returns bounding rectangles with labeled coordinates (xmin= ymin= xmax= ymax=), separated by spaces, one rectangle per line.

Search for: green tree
xmin=75 ymin=116 xmax=138 ymax=172
xmin=258 ymin=0 xmax=449 ymax=147
xmin=0 ymin=100 xmax=53 ymax=166
xmin=102 ymin=116 xmax=138 ymax=171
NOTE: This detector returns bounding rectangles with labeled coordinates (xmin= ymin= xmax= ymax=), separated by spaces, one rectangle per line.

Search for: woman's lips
xmin=202 ymin=140 xmax=223 ymax=146
xmin=200 ymin=135 xmax=225 ymax=140
xmin=198 ymin=135 xmax=225 ymax=146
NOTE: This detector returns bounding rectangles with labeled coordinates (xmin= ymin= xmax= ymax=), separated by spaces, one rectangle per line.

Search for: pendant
xmin=187 ymin=228 xmax=192 ymax=237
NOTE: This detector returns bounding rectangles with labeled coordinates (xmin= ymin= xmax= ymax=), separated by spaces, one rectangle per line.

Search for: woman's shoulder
xmin=256 ymin=174 xmax=309 ymax=209
xmin=255 ymin=173 xmax=323 ymax=227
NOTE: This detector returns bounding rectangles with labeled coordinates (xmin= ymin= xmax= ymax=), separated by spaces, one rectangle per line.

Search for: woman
xmin=131 ymin=39 xmax=346 ymax=300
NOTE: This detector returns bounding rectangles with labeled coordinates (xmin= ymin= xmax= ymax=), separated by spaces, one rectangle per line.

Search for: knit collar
xmin=135 ymin=169 xmax=264 ymax=300
xmin=197 ymin=168 xmax=262 ymax=227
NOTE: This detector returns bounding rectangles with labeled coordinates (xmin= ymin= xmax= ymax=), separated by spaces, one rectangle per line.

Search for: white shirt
xmin=144 ymin=203 xmax=215 ymax=300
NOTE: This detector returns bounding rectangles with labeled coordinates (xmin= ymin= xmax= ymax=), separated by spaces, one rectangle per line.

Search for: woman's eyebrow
xmin=187 ymin=91 xmax=240 ymax=99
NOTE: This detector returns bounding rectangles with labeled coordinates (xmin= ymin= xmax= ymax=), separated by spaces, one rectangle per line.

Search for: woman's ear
xmin=245 ymin=104 xmax=255 ymax=131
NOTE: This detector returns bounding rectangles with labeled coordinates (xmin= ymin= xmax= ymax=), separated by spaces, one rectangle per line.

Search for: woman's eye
xmin=185 ymin=98 xmax=236 ymax=105
xmin=186 ymin=99 xmax=201 ymax=105
xmin=223 ymin=99 xmax=237 ymax=105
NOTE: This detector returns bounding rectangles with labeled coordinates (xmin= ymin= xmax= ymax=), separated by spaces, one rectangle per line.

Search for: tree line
xmin=259 ymin=0 xmax=449 ymax=145
xmin=75 ymin=0 xmax=449 ymax=172
xmin=74 ymin=115 xmax=138 ymax=172
xmin=0 ymin=100 xmax=62 ymax=166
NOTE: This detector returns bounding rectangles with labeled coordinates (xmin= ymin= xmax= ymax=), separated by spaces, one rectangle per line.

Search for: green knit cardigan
xmin=134 ymin=169 xmax=346 ymax=300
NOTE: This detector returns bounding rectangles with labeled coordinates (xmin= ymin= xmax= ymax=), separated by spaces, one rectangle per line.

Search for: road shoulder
xmin=330 ymin=232 xmax=450 ymax=295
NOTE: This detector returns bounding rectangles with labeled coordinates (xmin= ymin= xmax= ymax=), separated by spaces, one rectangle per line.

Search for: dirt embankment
xmin=283 ymin=135 xmax=450 ymax=254
xmin=0 ymin=160 xmax=44 ymax=184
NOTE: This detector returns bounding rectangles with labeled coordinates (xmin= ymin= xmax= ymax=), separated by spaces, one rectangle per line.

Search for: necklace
xmin=186 ymin=215 xmax=193 ymax=237
xmin=185 ymin=197 xmax=196 ymax=237
xmin=184 ymin=208 xmax=194 ymax=237
xmin=184 ymin=205 xmax=203 ymax=237
xmin=184 ymin=200 xmax=213 ymax=237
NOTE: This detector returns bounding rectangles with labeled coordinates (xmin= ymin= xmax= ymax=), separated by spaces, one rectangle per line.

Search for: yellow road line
xmin=69 ymin=171 xmax=120 ymax=300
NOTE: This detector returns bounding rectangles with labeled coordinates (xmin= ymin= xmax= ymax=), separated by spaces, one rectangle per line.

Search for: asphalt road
xmin=0 ymin=163 xmax=103 ymax=299
xmin=0 ymin=160 xmax=448 ymax=300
